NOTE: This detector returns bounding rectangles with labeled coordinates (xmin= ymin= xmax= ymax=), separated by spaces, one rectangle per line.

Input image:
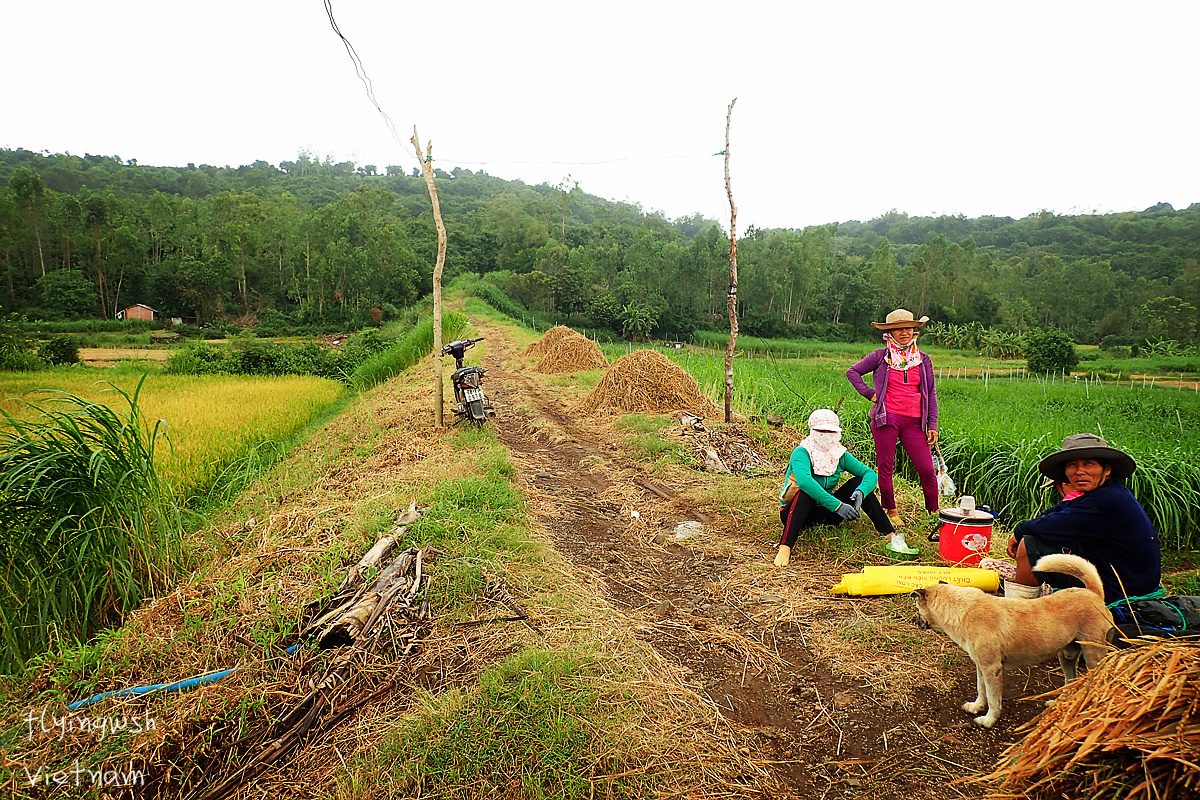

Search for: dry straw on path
xmin=577 ymin=349 xmax=722 ymax=417
xmin=979 ymin=637 xmax=1200 ymax=799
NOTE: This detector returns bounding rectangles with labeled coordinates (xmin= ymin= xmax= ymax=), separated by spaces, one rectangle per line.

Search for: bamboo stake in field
xmin=722 ymin=97 xmax=739 ymax=424
xmin=412 ymin=127 xmax=448 ymax=427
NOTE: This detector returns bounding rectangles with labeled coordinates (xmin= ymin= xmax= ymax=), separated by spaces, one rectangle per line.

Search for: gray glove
xmin=850 ymin=489 xmax=865 ymax=513
xmin=836 ymin=502 xmax=860 ymax=521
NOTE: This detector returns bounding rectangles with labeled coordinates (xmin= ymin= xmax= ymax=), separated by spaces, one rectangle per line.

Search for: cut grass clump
xmin=0 ymin=377 xmax=183 ymax=673
xmin=611 ymin=413 xmax=681 ymax=462
xmin=376 ymin=648 xmax=653 ymax=800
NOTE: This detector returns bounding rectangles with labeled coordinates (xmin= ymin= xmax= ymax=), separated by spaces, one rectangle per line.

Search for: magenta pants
xmin=871 ymin=414 xmax=938 ymax=512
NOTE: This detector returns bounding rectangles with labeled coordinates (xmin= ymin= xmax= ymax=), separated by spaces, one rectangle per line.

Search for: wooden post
xmin=412 ymin=127 xmax=448 ymax=427
xmin=723 ymin=98 xmax=738 ymax=424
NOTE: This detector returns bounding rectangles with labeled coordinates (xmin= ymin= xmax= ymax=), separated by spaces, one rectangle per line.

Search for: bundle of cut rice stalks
xmin=979 ymin=637 xmax=1199 ymax=800
xmin=534 ymin=331 xmax=607 ymax=373
xmin=576 ymin=349 xmax=721 ymax=417
xmin=522 ymin=324 xmax=577 ymax=357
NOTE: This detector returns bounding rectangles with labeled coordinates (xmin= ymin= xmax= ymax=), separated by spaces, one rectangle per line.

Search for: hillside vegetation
xmin=1 ymin=148 xmax=1197 ymax=352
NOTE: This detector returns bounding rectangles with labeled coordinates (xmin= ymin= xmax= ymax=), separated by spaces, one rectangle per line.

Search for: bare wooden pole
xmin=723 ymin=98 xmax=739 ymax=424
xmin=412 ymin=127 xmax=448 ymax=427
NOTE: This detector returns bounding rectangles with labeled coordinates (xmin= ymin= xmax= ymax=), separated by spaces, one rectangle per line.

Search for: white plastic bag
xmin=934 ymin=451 xmax=957 ymax=497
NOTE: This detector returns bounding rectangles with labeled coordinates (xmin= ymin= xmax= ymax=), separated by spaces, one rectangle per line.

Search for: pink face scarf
xmin=883 ymin=331 xmax=923 ymax=370
xmin=799 ymin=429 xmax=846 ymax=477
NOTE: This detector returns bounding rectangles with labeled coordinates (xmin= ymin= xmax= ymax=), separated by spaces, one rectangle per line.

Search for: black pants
xmin=778 ymin=475 xmax=894 ymax=548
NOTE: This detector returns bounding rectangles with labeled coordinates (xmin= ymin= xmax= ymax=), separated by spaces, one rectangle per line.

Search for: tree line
xmin=1 ymin=147 xmax=1197 ymax=345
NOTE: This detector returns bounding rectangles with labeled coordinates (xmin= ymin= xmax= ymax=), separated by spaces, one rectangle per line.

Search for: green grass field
xmin=602 ymin=342 xmax=1200 ymax=552
xmin=1 ymin=371 xmax=345 ymax=496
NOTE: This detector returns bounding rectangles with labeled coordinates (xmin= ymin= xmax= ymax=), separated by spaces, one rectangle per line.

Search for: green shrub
xmin=39 ymin=335 xmax=81 ymax=366
xmin=340 ymin=329 xmax=395 ymax=364
xmin=1025 ymin=329 xmax=1079 ymax=375
xmin=350 ymin=313 xmax=468 ymax=390
xmin=282 ymin=342 xmax=342 ymax=380
xmin=0 ymin=332 xmax=43 ymax=372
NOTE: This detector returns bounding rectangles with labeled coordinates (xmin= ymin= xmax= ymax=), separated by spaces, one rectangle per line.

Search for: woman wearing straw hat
xmin=1004 ymin=433 xmax=1161 ymax=604
xmin=846 ymin=309 xmax=940 ymax=553
xmin=774 ymin=408 xmax=897 ymax=567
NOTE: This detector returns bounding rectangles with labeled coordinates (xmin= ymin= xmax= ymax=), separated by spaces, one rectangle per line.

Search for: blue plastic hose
xmin=68 ymin=642 xmax=301 ymax=710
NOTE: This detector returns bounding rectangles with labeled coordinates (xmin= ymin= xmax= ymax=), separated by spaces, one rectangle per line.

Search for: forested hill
xmin=2 ymin=147 xmax=1197 ymax=346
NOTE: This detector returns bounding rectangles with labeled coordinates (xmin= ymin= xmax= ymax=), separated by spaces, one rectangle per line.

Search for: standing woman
xmin=846 ymin=309 xmax=940 ymax=536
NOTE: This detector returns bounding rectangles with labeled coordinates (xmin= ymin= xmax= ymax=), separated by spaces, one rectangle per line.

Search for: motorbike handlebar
xmin=441 ymin=337 xmax=485 ymax=355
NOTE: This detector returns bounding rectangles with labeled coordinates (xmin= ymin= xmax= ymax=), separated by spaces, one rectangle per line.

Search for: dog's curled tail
xmin=1032 ymin=553 xmax=1105 ymax=600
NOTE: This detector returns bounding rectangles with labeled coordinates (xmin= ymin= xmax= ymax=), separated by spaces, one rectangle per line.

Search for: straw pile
xmin=979 ymin=638 xmax=1200 ymax=799
xmin=532 ymin=329 xmax=608 ymax=374
xmin=576 ymin=349 xmax=722 ymax=417
xmin=522 ymin=325 xmax=578 ymax=357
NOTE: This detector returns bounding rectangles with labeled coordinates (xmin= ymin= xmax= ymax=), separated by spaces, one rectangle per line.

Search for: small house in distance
xmin=117 ymin=304 xmax=156 ymax=321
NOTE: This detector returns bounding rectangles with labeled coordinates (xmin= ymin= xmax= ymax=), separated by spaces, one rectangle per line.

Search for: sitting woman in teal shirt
xmin=774 ymin=409 xmax=900 ymax=567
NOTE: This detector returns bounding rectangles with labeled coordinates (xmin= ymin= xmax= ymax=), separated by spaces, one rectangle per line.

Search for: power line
xmin=323 ymin=0 xmax=412 ymax=162
xmin=438 ymin=154 xmax=701 ymax=168
xmin=322 ymin=0 xmax=731 ymax=222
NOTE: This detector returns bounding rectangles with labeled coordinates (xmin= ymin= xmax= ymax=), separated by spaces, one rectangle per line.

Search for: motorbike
xmin=442 ymin=337 xmax=492 ymax=426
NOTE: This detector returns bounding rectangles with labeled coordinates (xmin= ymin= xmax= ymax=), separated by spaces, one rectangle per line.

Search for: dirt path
xmin=473 ymin=318 xmax=1058 ymax=799
xmin=79 ymin=347 xmax=170 ymax=365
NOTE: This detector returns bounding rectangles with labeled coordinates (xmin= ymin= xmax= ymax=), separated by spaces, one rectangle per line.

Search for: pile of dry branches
xmin=979 ymin=637 xmax=1200 ymax=800
xmin=675 ymin=414 xmax=775 ymax=474
xmin=576 ymin=349 xmax=722 ymax=417
xmin=187 ymin=505 xmax=432 ymax=800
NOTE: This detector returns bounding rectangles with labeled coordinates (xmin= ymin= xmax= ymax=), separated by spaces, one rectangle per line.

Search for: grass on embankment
xmin=0 ymin=316 xmax=753 ymax=800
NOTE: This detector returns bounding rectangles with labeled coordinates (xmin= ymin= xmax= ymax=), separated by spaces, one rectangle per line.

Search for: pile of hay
xmin=530 ymin=328 xmax=608 ymax=374
xmin=522 ymin=325 xmax=577 ymax=357
xmin=979 ymin=637 xmax=1200 ymax=799
xmin=576 ymin=349 xmax=722 ymax=416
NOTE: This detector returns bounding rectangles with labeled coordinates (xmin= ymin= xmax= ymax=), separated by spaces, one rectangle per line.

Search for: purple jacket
xmin=846 ymin=349 xmax=938 ymax=430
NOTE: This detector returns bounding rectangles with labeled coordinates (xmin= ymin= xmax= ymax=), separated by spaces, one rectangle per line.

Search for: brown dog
xmin=912 ymin=553 xmax=1113 ymax=727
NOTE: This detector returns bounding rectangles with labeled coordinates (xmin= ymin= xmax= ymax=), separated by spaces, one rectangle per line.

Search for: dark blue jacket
xmin=1013 ymin=481 xmax=1161 ymax=603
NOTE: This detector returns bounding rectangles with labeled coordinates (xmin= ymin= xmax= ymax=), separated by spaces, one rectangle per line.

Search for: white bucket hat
xmin=807 ymin=408 xmax=841 ymax=433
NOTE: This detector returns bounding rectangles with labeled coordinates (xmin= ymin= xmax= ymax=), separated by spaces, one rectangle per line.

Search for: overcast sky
xmin=4 ymin=1 xmax=1197 ymax=231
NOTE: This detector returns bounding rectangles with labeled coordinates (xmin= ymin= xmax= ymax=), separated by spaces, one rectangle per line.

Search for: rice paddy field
xmin=0 ymin=372 xmax=345 ymax=498
xmin=647 ymin=345 xmax=1200 ymax=552
xmin=0 ymin=370 xmax=346 ymax=672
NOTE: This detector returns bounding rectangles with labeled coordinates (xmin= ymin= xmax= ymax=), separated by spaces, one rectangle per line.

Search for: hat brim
xmin=1037 ymin=446 xmax=1136 ymax=483
xmin=871 ymin=316 xmax=929 ymax=330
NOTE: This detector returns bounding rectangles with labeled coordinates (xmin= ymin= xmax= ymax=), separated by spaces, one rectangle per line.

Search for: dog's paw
xmin=962 ymin=699 xmax=986 ymax=715
xmin=973 ymin=714 xmax=997 ymax=728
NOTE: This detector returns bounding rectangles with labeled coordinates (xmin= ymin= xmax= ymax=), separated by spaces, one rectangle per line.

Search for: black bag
xmin=1110 ymin=595 xmax=1200 ymax=645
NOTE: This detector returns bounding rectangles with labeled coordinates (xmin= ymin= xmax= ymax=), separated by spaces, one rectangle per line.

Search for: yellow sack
xmin=830 ymin=565 xmax=1000 ymax=596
